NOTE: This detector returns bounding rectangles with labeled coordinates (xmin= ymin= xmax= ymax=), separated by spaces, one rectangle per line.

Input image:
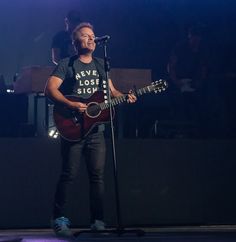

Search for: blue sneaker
xmin=52 ymin=216 xmax=73 ymax=237
xmin=91 ymin=220 xmax=105 ymax=231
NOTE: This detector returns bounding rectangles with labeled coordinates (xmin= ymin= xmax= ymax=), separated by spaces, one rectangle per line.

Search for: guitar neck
xmin=99 ymin=85 xmax=154 ymax=110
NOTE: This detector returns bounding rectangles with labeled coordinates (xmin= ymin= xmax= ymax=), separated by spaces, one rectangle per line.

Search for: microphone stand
xmin=75 ymin=39 xmax=145 ymax=237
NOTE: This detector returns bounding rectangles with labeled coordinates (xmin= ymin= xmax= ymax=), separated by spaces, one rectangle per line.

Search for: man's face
xmin=76 ymin=27 xmax=96 ymax=53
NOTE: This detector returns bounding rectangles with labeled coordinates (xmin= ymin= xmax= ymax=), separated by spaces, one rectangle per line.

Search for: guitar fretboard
xmin=99 ymin=84 xmax=155 ymax=110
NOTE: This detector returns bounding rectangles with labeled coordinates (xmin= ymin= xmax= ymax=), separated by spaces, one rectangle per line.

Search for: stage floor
xmin=1 ymin=225 xmax=236 ymax=242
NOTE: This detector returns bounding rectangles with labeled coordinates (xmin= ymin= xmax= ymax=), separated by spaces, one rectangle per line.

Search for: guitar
xmin=53 ymin=79 xmax=168 ymax=141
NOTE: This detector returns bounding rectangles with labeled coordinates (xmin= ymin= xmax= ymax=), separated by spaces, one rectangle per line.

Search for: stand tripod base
xmin=74 ymin=227 xmax=145 ymax=237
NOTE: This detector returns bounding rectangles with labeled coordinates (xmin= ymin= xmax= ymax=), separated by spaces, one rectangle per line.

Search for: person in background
xmin=167 ymin=24 xmax=210 ymax=137
xmin=51 ymin=10 xmax=81 ymax=65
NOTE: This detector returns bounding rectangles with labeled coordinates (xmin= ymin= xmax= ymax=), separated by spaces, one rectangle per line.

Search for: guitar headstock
xmin=152 ymin=79 xmax=168 ymax=93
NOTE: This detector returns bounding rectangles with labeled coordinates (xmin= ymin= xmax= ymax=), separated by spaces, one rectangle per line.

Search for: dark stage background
xmin=0 ymin=0 xmax=236 ymax=138
xmin=0 ymin=0 xmax=236 ymax=229
xmin=0 ymin=0 xmax=235 ymax=80
xmin=0 ymin=138 xmax=236 ymax=229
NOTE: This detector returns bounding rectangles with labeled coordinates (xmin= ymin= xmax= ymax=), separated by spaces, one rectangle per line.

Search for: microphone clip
xmin=94 ymin=35 xmax=111 ymax=44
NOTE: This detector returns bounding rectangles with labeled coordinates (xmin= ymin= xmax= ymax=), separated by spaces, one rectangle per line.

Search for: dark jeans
xmin=53 ymin=131 xmax=106 ymax=223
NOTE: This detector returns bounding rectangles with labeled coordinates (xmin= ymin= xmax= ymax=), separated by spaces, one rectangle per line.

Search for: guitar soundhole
xmin=86 ymin=102 xmax=101 ymax=118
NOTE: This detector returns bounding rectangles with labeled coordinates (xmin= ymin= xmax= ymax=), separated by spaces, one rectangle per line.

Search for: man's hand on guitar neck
xmin=127 ymin=90 xmax=137 ymax=103
xmin=109 ymin=79 xmax=136 ymax=103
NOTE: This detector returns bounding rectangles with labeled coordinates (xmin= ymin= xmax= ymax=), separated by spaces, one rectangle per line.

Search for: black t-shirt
xmin=51 ymin=30 xmax=76 ymax=59
xmin=51 ymin=56 xmax=106 ymax=132
xmin=51 ymin=56 xmax=105 ymax=99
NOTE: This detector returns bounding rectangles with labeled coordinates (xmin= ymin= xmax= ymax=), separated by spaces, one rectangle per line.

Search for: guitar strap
xmin=68 ymin=55 xmax=77 ymax=84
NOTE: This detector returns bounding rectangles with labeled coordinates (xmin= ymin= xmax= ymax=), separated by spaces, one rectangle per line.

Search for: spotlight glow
xmin=48 ymin=129 xmax=59 ymax=139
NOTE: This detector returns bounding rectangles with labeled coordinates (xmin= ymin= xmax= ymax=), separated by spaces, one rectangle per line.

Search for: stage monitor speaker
xmin=109 ymin=68 xmax=152 ymax=92
xmin=0 ymin=94 xmax=28 ymax=137
xmin=14 ymin=66 xmax=54 ymax=94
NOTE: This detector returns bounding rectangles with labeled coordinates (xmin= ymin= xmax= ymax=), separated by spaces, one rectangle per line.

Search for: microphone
xmin=94 ymin=35 xmax=110 ymax=44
